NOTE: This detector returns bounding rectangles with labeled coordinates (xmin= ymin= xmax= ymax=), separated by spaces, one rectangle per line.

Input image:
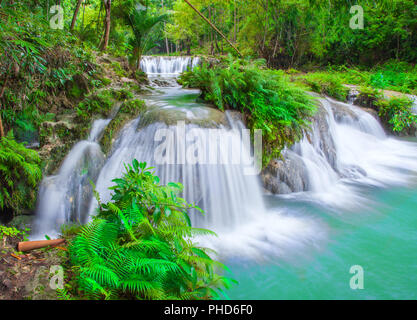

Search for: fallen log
xmin=17 ymin=239 xmax=66 ymax=252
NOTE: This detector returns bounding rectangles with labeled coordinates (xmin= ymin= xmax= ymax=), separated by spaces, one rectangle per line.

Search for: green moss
xmin=68 ymin=83 xmax=83 ymax=99
xmin=76 ymin=89 xmax=115 ymax=120
xmin=301 ymin=73 xmax=349 ymax=101
xmin=100 ymin=99 xmax=146 ymax=154
xmin=356 ymin=86 xmax=382 ymax=109
xmin=110 ymin=61 xmax=128 ymax=78
xmin=110 ymin=88 xmax=134 ymax=101
xmin=134 ymin=70 xmax=149 ymax=85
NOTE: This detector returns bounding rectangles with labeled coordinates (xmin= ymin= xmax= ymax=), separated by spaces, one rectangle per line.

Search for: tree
xmin=101 ymin=0 xmax=112 ymax=51
xmin=70 ymin=0 xmax=83 ymax=31
xmin=125 ymin=1 xmax=167 ymax=69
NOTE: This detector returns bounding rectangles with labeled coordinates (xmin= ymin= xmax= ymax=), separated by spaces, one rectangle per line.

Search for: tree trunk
xmin=0 ymin=75 xmax=9 ymax=138
xmin=70 ymin=0 xmax=83 ymax=31
xmin=161 ymin=0 xmax=169 ymax=55
xmin=96 ymin=0 xmax=103 ymax=34
xmin=101 ymin=0 xmax=112 ymax=51
xmin=18 ymin=239 xmax=66 ymax=252
xmin=234 ymin=1 xmax=237 ymax=43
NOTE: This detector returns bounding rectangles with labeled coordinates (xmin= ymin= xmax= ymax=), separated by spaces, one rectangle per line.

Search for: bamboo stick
xmin=182 ymin=0 xmax=242 ymax=57
xmin=17 ymin=239 xmax=66 ymax=252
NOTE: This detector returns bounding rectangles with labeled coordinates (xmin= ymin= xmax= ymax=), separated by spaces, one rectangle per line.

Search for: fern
xmin=69 ymin=160 xmax=234 ymax=300
xmin=0 ymin=131 xmax=42 ymax=215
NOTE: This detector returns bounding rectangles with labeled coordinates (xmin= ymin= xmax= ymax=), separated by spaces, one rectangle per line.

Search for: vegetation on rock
xmin=180 ymin=57 xmax=316 ymax=165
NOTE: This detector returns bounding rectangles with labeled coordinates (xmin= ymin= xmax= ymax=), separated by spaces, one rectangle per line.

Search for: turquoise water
xmin=227 ymin=185 xmax=417 ymax=299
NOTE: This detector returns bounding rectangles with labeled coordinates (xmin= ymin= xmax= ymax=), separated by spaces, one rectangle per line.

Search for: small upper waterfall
xmin=140 ymin=56 xmax=200 ymax=76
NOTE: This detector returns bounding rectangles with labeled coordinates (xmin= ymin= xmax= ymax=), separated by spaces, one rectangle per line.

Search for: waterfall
xmin=411 ymin=95 xmax=417 ymax=114
xmin=88 ymin=114 xmax=264 ymax=231
xmin=266 ymin=97 xmax=417 ymax=207
xmin=140 ymin=56 xmax=200 ymax=76
xmin=33 ymin=56 xmax=417 ymax=262
xmin=31 ymin=119 xmax=109 ymax=239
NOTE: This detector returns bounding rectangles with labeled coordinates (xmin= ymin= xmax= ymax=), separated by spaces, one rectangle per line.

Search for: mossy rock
xmin=65 ymin=73 xmax=90 ymax=99
xmin=7 ymin=215 xmax=35 ymax=231
xmin=100 ymin=99 xmax=146 ymax=154
xmin=111 ymin=61 xmax=128 ymax=78
xmin=138 ymin=106 xmax=228 ymax=129
xmin=134 ymin=70 xmax=149 ymax=85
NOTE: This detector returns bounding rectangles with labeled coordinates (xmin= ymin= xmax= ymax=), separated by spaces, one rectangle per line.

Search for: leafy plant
xmin=301 ymin=73 xmax=349 ymax=101
xmin=180 ymin=56 xmax=316 ymax=165
xmin=0 ymin=131 xmax=42 ymax=215
xmin=0 ymin=225 xmax=30 ymax=241
xmin=124 ymin=1 xmax=168 ymax=70
xmin=376 ymin=97 xmax=417 ymax=133
xmin=69 ymin=159 xmax=235 ymax=300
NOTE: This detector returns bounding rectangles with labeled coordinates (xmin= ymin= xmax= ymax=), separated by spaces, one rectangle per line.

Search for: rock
xmin=262 ymin=151 xmax=309 ymax=194
xmin=65 ymin=73 xmax=90 ymax=98
xmin=139 ymin=106 xmax=228 ymax=129
xmin=7 ymin=215 xmax=35 ymax=230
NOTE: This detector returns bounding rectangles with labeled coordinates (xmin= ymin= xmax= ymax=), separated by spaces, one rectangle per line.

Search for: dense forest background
xmin=7 ymin=0 xmax=415 ymax=67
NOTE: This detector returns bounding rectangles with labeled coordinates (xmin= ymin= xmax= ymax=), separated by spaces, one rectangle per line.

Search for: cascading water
xmin=88 ymin=113 xmax=264 ymax=230
xmin=266 ymin=97 xmax=417 ymax=208
xmin=140 ymin=56 xmax=200 ymax=76
xmin=31 ymin=119 xmax=110 ymax=239
xmin=33 ymin=56 xmax=417 ymax=268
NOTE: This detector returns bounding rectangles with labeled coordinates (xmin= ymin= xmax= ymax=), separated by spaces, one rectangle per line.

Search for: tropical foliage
xmin=69 ymin=160 xmax=235 ymax=300
xmin=377 ymin=97 xmax=417 ymax=133
xmin=0 ymin=132 xmax=42 ymax=216
xmin=123 ymin=1 xmax=168 ymax=69
xmin=166 ymin=0 xmax=417 ymax=67
xmin=180 ymin=57 xmax=316 ymax=165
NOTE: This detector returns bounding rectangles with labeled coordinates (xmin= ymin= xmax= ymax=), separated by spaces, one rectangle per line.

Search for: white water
xmin=411 ymin=95 xmax=417 ymax=114
xmin=140 ymin=56 xmax=200 ymax=76
xmin=31 ymin=119 xmax=109 ymax=239
xmin=32 ymin=57 xmax=417 ymax=263
xmin=283 ymin=97 xmax=417 ymax=208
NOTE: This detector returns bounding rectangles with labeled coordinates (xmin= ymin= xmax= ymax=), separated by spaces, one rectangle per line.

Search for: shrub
xmin=76 ymin=90 xmax=115 ymax=120
xmin=69 ymin=160 xmax=235 ymax=300
xmin=0 ymin=132 xmax=42 ymax=215
xmin=301 ymin=72 xmax=349 ymax=101
xmin=179 ymin=57 xmax=316 ymax=166
xmin=376 ymin=97 xmax=417 ymax=133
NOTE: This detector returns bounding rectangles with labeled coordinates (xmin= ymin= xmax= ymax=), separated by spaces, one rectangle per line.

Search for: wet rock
xmin=262 ymin=151 xmax=309 ymax=194
xmin=225 ymin=110 xmax=246 ymax=127
xmin=139 ymin=106 xmax=228 ymax=129
xmin=7 ymin=215 xmax=35 ymax=231
xmin=328 ymin=100 xmax=359 ymax=123
xmin=310 ymin=103 xmax=338 ymax=170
